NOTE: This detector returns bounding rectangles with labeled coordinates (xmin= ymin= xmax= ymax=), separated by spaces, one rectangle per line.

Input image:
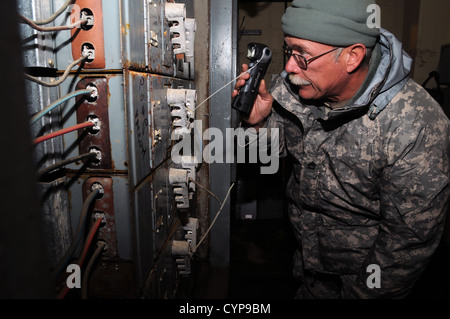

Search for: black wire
xmin=81 ymin=241 xmax=106 ymax=299
xmin=37 ymin=152 xmax=96 ymax=180
xmin=50 ymin=188 xmax=100 ymax=281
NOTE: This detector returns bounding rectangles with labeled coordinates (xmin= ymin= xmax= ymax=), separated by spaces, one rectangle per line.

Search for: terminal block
xmin=168 ymin=156 xmax=198 ymax=210
xmin=167 ymin=88 xmax=196 ymax=139
xmin=169 ymin=168 xmax=190 ymax=209
xmin=165 ymin=3 xmax=187 ymax=58
xmin=171 ymin=240 xmax=191 ymax=275
xmin=165 ymin=3 xmax=196 ymax=79
xmin=171 ymin=218 xmax=198 ymax=275
xmin=69 ymin=0 xmax=105 ymax=69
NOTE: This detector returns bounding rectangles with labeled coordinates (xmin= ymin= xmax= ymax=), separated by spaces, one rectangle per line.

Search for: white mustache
xmin=289 ymin=74 xmax=311 ymax=86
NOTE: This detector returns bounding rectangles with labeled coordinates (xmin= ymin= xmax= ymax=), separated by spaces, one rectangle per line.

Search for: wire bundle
xmin=21 ymin=0 xmax=108 ymax=300
xmin=51 ymin=188 xmax=106 ymax=299
xmin=57 ymin=218 xmax=104 ymax=299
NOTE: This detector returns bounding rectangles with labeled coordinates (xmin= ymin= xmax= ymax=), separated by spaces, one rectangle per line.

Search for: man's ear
xmin=345 ymin=44 xmax=367 ymax=73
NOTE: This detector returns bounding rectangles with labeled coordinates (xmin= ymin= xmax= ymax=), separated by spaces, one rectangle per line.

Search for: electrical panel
xmin=19 ymin=0 xmax=198 ymax=299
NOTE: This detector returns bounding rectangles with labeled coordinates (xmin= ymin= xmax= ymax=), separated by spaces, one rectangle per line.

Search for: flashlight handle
xmin=232 ymin=49 xmax=272 ymax=114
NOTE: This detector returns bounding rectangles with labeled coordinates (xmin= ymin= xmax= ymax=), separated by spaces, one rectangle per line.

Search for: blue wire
xmin=30 ymin=89 xmax=92 ymax=125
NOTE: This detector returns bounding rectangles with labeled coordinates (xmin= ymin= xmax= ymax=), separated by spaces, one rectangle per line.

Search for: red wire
xmin=33 ymin=121 xmax=94 ymax=145
xmin=57 ymin=218 xmax=103 ymax=299
xmin=78 ymin=218 xmax=103 ymax=268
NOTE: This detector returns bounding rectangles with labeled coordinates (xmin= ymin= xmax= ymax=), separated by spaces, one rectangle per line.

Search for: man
xmin=233 ymin=0 xmax=450 ymax=298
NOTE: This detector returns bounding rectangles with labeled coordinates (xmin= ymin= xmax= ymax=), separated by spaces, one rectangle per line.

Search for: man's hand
xmin=232 ymin=64 xmax=274 ymax=126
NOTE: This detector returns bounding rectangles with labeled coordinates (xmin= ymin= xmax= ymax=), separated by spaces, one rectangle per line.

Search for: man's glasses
xmin=283 ymin=45 xmax=340 ymax=70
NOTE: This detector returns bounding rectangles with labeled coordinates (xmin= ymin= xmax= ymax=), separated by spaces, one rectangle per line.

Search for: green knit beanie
xmin=282 ymin=0 xmax=380 ymax=47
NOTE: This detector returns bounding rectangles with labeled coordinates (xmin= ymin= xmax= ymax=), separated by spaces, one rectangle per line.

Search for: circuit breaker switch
xmin=167 ymin=88 xmax=196 ymax=138
xmin=172 ymin=240 xmax=191 ymax=256
xmin=169 ymin=168 xmax=188 ymax=185
xmin=169 ymin=168 xmax=190 ymax=209
xmin=165 ymin=3 xmax=187 ymax=56
xmin=171 ymin=240 xmax=192 ymax=275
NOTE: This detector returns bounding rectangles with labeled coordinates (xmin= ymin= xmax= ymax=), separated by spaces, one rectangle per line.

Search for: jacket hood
xmin=279 ymin=28 xmax=413 ymax=121
xmin=355 ymin=28 xmax=412 ymax=120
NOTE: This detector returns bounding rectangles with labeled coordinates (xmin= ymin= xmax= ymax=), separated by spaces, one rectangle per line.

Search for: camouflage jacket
xmin=266 ymin=28 xmax=450 ymax=298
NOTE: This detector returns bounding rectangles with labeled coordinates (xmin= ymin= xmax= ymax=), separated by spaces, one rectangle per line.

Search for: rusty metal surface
xmin=121 ymin=0 xmax=174 ymax=76
xmin=75 ymin=77 xmax=112 ymax=169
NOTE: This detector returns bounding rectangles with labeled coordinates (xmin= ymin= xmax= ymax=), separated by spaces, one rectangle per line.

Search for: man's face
xmin=284 ymin=36 xmax=349 ymax=102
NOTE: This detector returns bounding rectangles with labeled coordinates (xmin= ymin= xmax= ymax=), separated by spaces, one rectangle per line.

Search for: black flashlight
xmin=232 ymin=43 xmax=272 ymax=114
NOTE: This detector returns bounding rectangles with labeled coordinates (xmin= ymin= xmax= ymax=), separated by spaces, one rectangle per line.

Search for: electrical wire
xmin=77 ymin=218 xmax=103 ymax=273
xmin=50 ymin=188 xmax=101 ymax=281
xmin=81 ymin=241 xmax=106 ymax=299
xmin=193 ymin=182 xmax=235 ymax=253
xmin=19 ymin=15 xmax=87 ymax=31
xmin=22 ymin=0 xmax=73 ymax=26
xmin=57 ymin=218 xmax=103 ymax=299
xmin=25 ymin=55 xmax=89 ymax=88
xmin=30 ymin=88 xmax=92 ymax=124
xmin=189 ymin=178 xmax=221 ymax=206
xmin=33 ymin=121 xmax=94 ymax=145
xmin=36 ymin=152 xmax=97 ymax=179
xmin=192 ymin=62 xmax=260 ymax=113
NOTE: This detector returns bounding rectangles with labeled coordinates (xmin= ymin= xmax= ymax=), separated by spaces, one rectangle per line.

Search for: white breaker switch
xmin=171 ymin=218 xmax=198 ymax=276
xmin=169 ymin=168 xmax=189 ymax=209
xmin=165 ymin=3 xmax=187 ymax=57
xmin=171 ymin=240 xmax=191 ymax=275
xmin=167 ymin=88 xmax=196 ymax=139
xmin=168 ymin=156 xmax=198 ymax=210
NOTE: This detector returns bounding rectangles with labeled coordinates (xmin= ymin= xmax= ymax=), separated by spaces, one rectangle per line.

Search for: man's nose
xmin=285 ymin=56 xmax=302 ymax=74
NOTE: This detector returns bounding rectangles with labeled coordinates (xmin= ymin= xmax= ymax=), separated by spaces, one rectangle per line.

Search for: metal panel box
xmin=124 ymin=70 xmax=194 ymax=188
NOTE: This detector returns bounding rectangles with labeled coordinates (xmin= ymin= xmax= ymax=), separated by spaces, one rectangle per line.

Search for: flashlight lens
xmin=247 ymin=47 xmax=256 ymax=59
